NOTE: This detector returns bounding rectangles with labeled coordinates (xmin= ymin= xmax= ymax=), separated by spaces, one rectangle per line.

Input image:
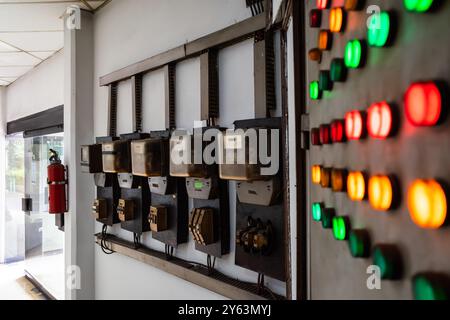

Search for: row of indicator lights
xmin=310 ymin=0 xmax=436 ymax=64
xmin=311 ymin=101 xmax=393 ymax=144
xmin=309 ymin=8 xmax=390 ymax=63
xmin=310 ymin=4 xmax=438 ymax=95
xmin=311 ymin=81 xmax=443 ymax=145
xmin=311 ymin=205 xmax=402 ymax=279
xmin=313 ymin=0 xmax=434 ymax=24
xmin=311 ymin=165 xmax=448 ymax=229
xmin=312 ymin=205 xmax=449 ymax=299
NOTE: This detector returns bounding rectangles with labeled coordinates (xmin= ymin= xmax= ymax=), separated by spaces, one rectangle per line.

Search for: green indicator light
xmin=312 ymin=203 xmax=323 ymax=222
xmin=373 ymin=245 xmax=402 ymax=279
xmin=194 ymin=181 xmax=204 ymax=190
xmin=404 ymin=0 xmax=434 ymax=12
xmin=332 ymin=216 xmax=348 ymax=240
xmin=330 ymin=58 xmax=346 ymax=82
xmin=413 ymin=275 xmax=448 ymax=300
xmin=310 ymin=81 xmax=320 ymax=100
xmin=344 ymin=40 xmax=362 ymax=69
xmin=348 ymin=229 xmax=370 ymax=258
xmin=367 ymin=12 xmax=390 ymax=47
xmin=321 ymin=208 xmax=334 ymax=229
xmin=319 ymin=71 xmax=332 ymax=91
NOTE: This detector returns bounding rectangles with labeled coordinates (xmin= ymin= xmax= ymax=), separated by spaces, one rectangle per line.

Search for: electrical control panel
xmin=174 ymin=127 xmax=230 ymax=257
xmin=226 ymin=117 xmax=286 ymax=281
xmin=114 ymin=133 xmax=152 ymax=234
xmin=146 ymin=130 xmax=189 ymax=247
xmin=305 ymin=0 xmax=450 ymax=299
xmin=81 ymin=144 xmax=103 ymax=173
xmin=131 ymin=134 xmax=170 ymax=177
xmin=169 ymin=129 xmax=212 ymax=178
xmin=92 ymin=136 xmax=121 ymax=226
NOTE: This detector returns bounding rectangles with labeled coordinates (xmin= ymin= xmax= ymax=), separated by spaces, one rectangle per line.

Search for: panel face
xmin=120 ymin=177 xmax=151 ymax=234
xmin=151 ymin=177 xmax=189 ymax=247
xmin=305 ymin=1 xmax=450 ymax=299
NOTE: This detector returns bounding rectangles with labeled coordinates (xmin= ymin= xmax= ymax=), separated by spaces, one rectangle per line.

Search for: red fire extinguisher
xmin=47 ymin=149 xmax=67 ymax=214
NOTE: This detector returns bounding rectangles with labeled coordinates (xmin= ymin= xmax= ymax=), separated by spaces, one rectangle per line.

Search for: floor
xmin=0 ymin=262 xmax=47 ymax=300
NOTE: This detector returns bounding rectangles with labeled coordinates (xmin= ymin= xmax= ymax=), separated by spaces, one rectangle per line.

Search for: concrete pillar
xmin=64 ymin=8 xmax=95 ymax=300
xmin=0 ymin=87 xmax=6 ymax=263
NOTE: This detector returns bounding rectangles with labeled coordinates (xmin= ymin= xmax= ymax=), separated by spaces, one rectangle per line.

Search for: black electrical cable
xmin=133 ymin=233 xmax=141 ymax=249
xmin=206 ymin=254 xmax=216 ymax=275
xmin=100 ymin=224 xmax=115 ymax=255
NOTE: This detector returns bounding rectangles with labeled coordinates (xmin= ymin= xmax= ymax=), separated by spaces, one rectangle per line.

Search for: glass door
xmin=23 ymin=133 xmax=64 ymax=300
xmin=4 ymin=134 xmax=25 ymax=264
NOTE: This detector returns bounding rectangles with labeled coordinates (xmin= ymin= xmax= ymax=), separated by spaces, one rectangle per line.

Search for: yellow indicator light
xmin=312 ymin=165 xmax=322 ymax=184
xmin=347 ymin=171 xmax=366 ymax=201
xmin=329 ymin=8 xmax=344 ymax=33
xmin=408 ymin=179 xmax=447 ymax=229
xmin=369 ymin=175 xmax=394 ymax=211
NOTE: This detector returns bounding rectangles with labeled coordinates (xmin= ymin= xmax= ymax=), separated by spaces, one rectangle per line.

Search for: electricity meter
xmin=131 ymin=137 xmax=169 ymax=177
xmin=169 ymin=130 xmax=211 ymax=178
xmin=186 ymin=177 xmax=218 ymax=200
xmin=81 ymin=144 xmax=103 ymax=173
xmin=219 ymin=127 xmax=278 ymax=181
xmin=189 ymin=208 xmax=215 ymax=245
xmin=92 ymin=198 xmax=107 ymax=220
xmin=117 ymin=199 xmax=135 ymax=222
xmin=102 ymin=140 xmax=131 ymax=173
xmin=236 ymin=177 xmax=281 ymax=206
xmin=148 ymin=206 xmax=168 ymax=232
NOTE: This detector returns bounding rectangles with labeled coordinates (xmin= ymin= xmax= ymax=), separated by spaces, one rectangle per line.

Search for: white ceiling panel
xmin=0 ymin=51 xmax=41 ymax=66
xmin=0 ymin=65 xmax=33 ymax=77
xmin=30 ymin=50 xmax=56 ymax=60
xmin=0 ymin=0 xmax=109 ymax=85
xmin=0 ymin=41 xmax=18 ymax=52
xmin=0 ymin=79 xmax=11 ymax=86
xmin=0 ymin=31 xmax=63 ymax=51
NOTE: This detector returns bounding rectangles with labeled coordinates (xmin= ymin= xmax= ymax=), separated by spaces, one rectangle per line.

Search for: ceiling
xmin=0 ymin=0 xmax=110 ymax=87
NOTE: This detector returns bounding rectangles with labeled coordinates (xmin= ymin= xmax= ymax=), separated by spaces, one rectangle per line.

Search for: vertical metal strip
xmin=132 ymin=74 xmax=143 ymax=132
xmin=200 ymin=50 xmax=219 ymax=122
xmin=293 ymin=0 xmax=307 ymax=300
xmin=280 ymin=29 xmax=292 ymax=300
xmin=254 ymin=31 xmax=276 ymax=118
xmin=164 ymin=64 xmax=176 ymax=130
xmin=108 ymin=83 xmax=118 ymax=137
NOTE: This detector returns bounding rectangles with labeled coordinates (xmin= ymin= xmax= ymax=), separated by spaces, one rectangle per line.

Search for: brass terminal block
xmin=149 ymin=206 xmax=168 ymax=232
xmin=188 ymin=208 xmax=214 ymax=245
xmin=92 ymin=198 xmax=107 ymax=220
xmin=117 ymin=199 xmax=135 ymax=222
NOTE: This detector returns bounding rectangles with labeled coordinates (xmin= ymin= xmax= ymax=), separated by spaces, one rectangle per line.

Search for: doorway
xmin=4 ymin=132 xmax=65 ymax=299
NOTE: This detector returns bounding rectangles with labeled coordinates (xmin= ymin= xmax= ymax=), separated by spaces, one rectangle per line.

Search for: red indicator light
xmin=367 ymin=102 xmax=393 ymax=139
xmin=331 ymin=119 xmax=345 ymax=143
xmin=345 ymin=111 xmax=364 ymax=140
xmin=320 ymin=124 xmax=331 ymax=145
xmin=317 ymin=0 xmax=329 ymax=9
xmin=311 ymin=128 xmax=321 ymax=146
xmin=404 ymin=82 xmax=442 ymax=126
xmin=310 ymin=9 xmax=322 ymax=28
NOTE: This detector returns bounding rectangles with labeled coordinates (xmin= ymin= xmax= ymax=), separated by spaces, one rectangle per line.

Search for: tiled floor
xmin=0 ymin=262 xmax=47 ymax=300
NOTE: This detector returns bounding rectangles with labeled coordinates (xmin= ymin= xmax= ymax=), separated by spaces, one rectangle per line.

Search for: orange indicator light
xmin=408 ymin=179 xmax=447 ymax=229
xmin=347 ymin=171 xmax=366 ymax=201
xmin=369 ymin=175 xmax=394 ymax=211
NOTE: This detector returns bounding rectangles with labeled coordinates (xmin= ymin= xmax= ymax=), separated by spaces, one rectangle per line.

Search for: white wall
xmin=5 ymin=51 xmax=64 ymax=122
xmin=93 ymin=0 xmax=287 ymax=299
